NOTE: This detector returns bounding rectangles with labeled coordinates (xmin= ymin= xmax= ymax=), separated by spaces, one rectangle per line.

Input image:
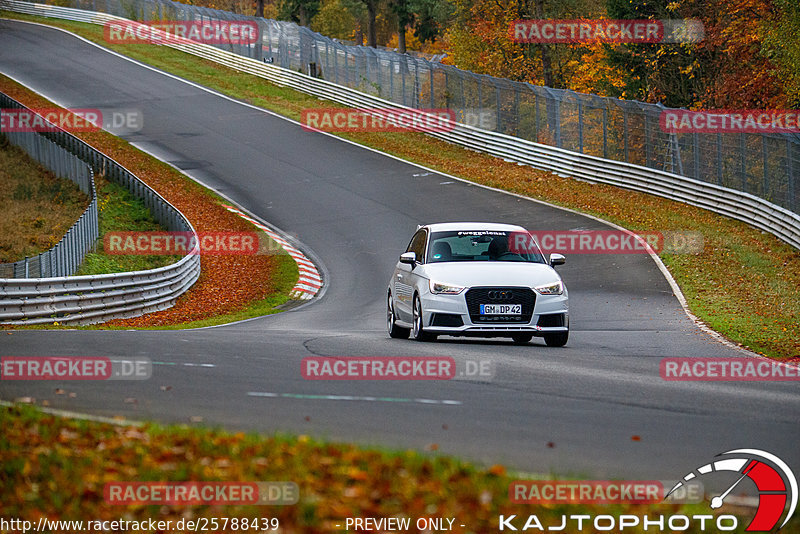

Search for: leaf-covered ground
xmin=4 ymin=404 xmax=790 ymax=534
xmin=0 ymin=136 xmax=89 ymax=263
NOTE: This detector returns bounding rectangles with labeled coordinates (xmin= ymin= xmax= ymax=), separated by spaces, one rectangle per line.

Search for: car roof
xmin=420 ymin=222 xmax=528 ymax=233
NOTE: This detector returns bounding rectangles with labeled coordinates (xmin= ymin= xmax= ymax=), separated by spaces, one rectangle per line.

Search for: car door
xmin=394 ymin=228 xmax=427 ymax=322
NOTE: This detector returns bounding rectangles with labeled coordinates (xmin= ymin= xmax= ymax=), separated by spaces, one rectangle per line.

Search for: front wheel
xmin=387 ymin=292 xmax=410 ymax=339
xmin=412 ymin=295 xmax=437 ymax=342
xmin=544 ymin=331 xmax=569 ymax=347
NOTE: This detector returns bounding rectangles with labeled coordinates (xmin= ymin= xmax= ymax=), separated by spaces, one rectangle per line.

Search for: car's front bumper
xmin=419 ymin=290 xmax=569 ymax=337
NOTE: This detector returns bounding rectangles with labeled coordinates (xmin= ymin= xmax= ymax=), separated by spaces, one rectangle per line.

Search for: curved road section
xmin=0 ymin=20 xmax=798 ymax=481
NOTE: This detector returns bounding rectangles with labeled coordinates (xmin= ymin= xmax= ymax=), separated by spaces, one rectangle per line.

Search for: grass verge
xmin=5 ymin=403 xmax=795 ymax=534
xmin=0 ymin=134 xmax=88 ymax=263
xmin=0 ymin=13 xmax=797 ymax=359
xmin=74 ymin=173 xmax=179 ymax=275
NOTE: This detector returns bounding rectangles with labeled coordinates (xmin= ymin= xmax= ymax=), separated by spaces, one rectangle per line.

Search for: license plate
xmin=480 ymin=304 xmax=521 ymax=315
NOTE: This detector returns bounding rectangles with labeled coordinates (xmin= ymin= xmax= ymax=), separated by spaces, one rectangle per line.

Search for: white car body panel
xmin=387 ymin=222 xmax=570 ymax=345
xmin=422 ymin=262 xmax=561 ymax=289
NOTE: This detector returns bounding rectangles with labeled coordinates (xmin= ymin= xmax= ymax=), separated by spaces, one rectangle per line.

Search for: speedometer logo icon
xmin=666 ymin=449 xmax=797 ymax=531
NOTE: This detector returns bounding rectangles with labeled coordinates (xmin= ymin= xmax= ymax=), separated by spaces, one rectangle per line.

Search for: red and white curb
xmin=221 ymin=204 xmax=322 ymax=300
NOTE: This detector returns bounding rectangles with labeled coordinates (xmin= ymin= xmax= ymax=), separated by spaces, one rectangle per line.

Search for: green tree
xmin=762 ymin=0 xmax=800 ymax=107
xmin=342 ymin=0 xmax=381 ymax=46
xmin=604 ymin=0 xmax=703 ymax=107
xmin=389 ymin=0 xmax=413 ymax=52
xmin=311 ymin=0 xmax=357 ymax=39
xmin=278 ymin=0 xmax=320 ymax=26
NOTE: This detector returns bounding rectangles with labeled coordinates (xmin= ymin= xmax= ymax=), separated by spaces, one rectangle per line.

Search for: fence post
xmin=495 ymin=82 xmax=501 ymax=133
xmin=716 ymin=132 xmax=722 ymax=185
xmin=429 ymin=64 xmax=434 ymax=109
xmin=760 ymin=135 xmax=769 ymax=199
xmin=401 ymin=58 xmax=407 ymax=106
xmin=344 ymin=48 xmax=349 ymax=86
xmin=788 ymin=138 xmax=795 ymax=211
xmin=740 ymin=132 xmax=747 ymax=191
xmin=623 ymin=110 xmax=629 ymax=163
xmin=577 ymin=99 xmax=584 ymax=153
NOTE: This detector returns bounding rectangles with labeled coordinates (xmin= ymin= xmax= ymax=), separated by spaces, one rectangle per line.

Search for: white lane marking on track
xmin=247 ymin=392 xmax=462 ymax=405
xmin=151 ymin=362 xmax=216 ymax=367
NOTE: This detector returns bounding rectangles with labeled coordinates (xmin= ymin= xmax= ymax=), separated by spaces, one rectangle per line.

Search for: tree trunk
xmin=367 ymin=0 xmax=377 ymax=47
xmin=355 ymin=23 xmax=364 ymax=45
xmin=398 ymin=26 xmax=406 ymax=53
xmin=255 ymin=0 xmax=264 ymax=17
xmin=532 ymin=0 xmax=557 ymax=88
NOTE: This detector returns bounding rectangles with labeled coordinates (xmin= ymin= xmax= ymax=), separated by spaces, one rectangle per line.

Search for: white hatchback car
xmin=387 ymin=223 xmax=569 ymax=346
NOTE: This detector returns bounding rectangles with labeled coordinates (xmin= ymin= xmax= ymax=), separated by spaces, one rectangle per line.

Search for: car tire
xmin=544 ymin=331 xmax=569 ymax=347
xmin=512 ymin=333 xmax=534 ymax=344
xmin=412 ymin=294 xmax=437 ymax=342
xmin=387 ymin=292 xmax=410 ymax=339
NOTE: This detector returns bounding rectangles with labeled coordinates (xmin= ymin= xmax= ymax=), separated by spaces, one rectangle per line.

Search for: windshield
xmin=426 ymin=230 xmax=546 ymax=264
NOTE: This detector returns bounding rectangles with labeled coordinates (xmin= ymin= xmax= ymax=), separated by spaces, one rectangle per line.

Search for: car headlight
xmin=429 ymin=280 xmax=465 ymax=294
xmin=535 ymin=281 xmax=563 ymax=295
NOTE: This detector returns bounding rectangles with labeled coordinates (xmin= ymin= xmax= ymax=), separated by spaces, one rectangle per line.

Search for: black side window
xmin=405 ymin=230 xmax=427 ymax=263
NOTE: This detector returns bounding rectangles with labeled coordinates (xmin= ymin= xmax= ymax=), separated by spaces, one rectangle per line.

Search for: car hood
xmin=419 ymin=262 xmax=562 ymax=288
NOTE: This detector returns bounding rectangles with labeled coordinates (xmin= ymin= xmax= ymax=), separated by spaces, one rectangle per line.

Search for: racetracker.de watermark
xmin=511 ymin=230 xmax=703 ymax=254
xmin=1 ymin=357 xmax=151 ymax=380
xmin=509 ymin=480 xmax=703 ymax=504
xmin=660 ymin=358 xmax=800 ymax=381
xmin=103 ymin=20 xmax=259 ymax=45
xmin=102 ymin=231 xmax=287 ymax=255
xmin=509 ymin=19 xmax=704 ymax=44
xmin=660 ymin=109 xmax=800 ymax=133
xmin=0 ymin=108 xmax=143 ymax=134
xmin=104 ymin=482 xmax=298 ymax=505
xmin=301 ymin=356 xmax=494 ymax=381
xmin=301 ymin=108 xmax=456 ymax=133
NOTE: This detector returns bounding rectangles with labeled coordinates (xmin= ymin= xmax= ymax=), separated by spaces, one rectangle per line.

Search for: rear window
xmin=426 ymin=230 xmax=546 ymax=264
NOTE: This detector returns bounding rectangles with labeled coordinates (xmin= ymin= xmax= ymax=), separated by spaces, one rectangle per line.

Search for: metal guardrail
xmin=6 ymin=1 xmax=796 ymax=250
xmin=0 ymin=126 xmax=98 ymax=278
xmin=0 ymin=92 xmax=201 ymax=325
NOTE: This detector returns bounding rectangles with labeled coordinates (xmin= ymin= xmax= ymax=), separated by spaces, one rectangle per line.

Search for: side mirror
xmin=549 ymin=253 xmax=565 ymax=267
xmin=399 ymin=251 xmax=417 ymax=266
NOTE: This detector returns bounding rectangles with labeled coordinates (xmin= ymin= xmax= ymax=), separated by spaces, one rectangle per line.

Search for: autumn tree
xmin=676 ymin=0 xmax=787 ymax=109
xmin=446 ymin=0 xmax=603 ymax=86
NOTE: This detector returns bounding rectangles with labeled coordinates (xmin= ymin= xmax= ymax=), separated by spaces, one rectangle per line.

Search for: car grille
xmin=465 ymin=287 xmax=535 ymax=324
